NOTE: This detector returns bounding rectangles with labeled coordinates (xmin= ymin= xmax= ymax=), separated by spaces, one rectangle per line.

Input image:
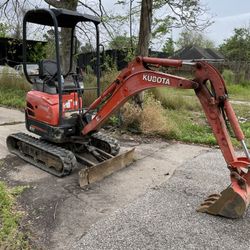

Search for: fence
xmin=77 ymin=49 xmax=169 ymax=74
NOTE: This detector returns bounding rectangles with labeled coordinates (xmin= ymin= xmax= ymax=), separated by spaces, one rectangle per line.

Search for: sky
xmin=201 ymin=0 xmax=250 ymax=45
xmin=1 ymin=0 xmax=250 ymax=47
xmin=101 ymin=0 xmax=250 ymax=47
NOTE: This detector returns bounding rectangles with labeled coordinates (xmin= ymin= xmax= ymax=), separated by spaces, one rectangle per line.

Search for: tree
xmin=0 ymin=23 xmax=9 ymax=37
xmin=133 ymin=0 xmax=153 ymax=106
xmin=136 ymin=0 xmax=153 ymax=56
xmin=114 ymin=0 xmax=212 ymax=50
xmin=0 ymin=0 xmax=107 ymax=73
xmin=109 ymin=35 xmax=136 ymax=50
xmin=219 ymin=28 xmax=250 ymax=61
xmin=176 ymin=29 xmax=215 ymax=49
xmin=113 ymin=0 xmax=212 ymax=105
xmin=0 ymin=0 xmax=212 ymax=74
xmin=162 ymin=37 xmax=174 ymax=55
xmin=81 ymin=43 xmax=94 ymax=53
xmin=43 ymin=1 xmax=78 ymax=73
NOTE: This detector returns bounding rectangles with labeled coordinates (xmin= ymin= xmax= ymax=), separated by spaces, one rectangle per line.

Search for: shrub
xmin=121 ymin=93 xmax=180 ymax=138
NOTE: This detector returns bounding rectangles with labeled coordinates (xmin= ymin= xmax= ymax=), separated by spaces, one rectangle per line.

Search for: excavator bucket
xmin=79 ymin=148 xmax=135 ymax=188
xmin=197 ymin=170 xmax=250 ymax=218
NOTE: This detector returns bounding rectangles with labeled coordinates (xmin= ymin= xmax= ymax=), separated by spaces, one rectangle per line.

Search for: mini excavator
xmin=6 ymin=8 xmax=250 ymax=219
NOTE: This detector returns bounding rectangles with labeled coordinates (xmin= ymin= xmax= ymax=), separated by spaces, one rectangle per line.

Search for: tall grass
xmin=82 ymin=69 xmax=119 ymax=107
xmin=151 ymin=88 xmax=201 ymax=111
xmin=221 ymin=69 xmax=250 ymax=101
xmin=0 ymin=68 xmax=31 ymax=108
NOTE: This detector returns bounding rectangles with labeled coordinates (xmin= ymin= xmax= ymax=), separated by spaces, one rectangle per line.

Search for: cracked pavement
xmin=1 ymin=107 xmax=249 ymax=250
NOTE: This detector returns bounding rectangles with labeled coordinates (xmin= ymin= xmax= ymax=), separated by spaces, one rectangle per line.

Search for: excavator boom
xmin=80 ymin=56 xmax=250 ymax=218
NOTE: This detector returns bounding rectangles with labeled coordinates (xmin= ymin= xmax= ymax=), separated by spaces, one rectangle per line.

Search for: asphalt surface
xmin=72 ymin=150 xmax=250 ymax=250
xmin=1 ymin=107 xmax=250 ymax=250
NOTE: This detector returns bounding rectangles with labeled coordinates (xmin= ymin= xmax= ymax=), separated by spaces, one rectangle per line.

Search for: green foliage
xmin=176 ymin=29 xmax=215 ymax=49
xmin=109 ymin=35 xmax=137 ymax=50
xmin=0 ymin=182 xmax=30 ymax=249
xmin=27 ymin=42 xmax=46 ymax=63
xmin=152 ymin=16 xmax=173 ymax=39
xmin=113 ymin=0 xmax=211 ymax=52
xmin=219 ymin=28 xmax=250 ymax=61
xmin=109 ymin=115 xmax=120 ymax=127
xmin=162 ymin=38 xmax=175 ymax=55
xmin=43 ymin=29 xmax=56 ymax=60
xmin=0 ymin=23 xmax=9 ymax=37
xmin=101 ymin=54 xmax=118 ymax=72
xmin=7 ymin=39 xmax=22 ymax=60
xmin=120 ymin=80 xmax=250 ymax=146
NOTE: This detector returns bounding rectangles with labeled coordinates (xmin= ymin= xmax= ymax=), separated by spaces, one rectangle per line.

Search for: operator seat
xmin=33 ymin=60 xmax=79 ymax=94
xmin=33 ymin=59 xmax=58 ymax=94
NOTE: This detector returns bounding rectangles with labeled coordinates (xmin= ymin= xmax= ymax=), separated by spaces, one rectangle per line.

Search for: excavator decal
xmin=142 ymin=74 xmax=170 ymax=85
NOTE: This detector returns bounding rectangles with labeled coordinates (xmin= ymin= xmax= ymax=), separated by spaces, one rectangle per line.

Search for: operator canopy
xmin=24 ymin=8 xmax=101 ymax=27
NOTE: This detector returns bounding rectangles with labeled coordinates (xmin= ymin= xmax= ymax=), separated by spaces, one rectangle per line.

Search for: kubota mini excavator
xmin=6 ymin=8 xmax=250 ymax=219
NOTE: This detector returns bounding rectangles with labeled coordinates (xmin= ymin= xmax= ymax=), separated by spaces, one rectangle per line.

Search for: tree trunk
xmin=44 ymin=0 xmax=78 ymax=73
xmin=136 ymin=0 xmax=152 ymax=56
xmin=134 ymin=0 xmax=153 ymax=106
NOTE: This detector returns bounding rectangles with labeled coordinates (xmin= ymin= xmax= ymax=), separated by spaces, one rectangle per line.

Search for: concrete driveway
xmin=0 ymin=107 xmax=249 ymax=250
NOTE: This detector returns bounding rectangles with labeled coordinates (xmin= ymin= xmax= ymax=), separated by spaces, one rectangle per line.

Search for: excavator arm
xmin=82 ymin=56 xmax=250 ymax=218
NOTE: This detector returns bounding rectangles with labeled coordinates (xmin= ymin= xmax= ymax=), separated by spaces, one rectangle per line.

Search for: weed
xmin=0 ymin=182 xmax=30 ymax=249
xmin=109 ymin=115 xmax=120 ymax=127
xmin=121 ymin=93 xmax=180 ymax=138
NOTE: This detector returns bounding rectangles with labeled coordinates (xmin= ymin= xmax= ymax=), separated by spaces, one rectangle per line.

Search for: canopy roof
xmin=24 ymin=8 xmax=100 ymax=28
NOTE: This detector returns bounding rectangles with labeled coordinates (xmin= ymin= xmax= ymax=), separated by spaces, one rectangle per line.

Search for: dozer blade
xmin=79 ymin=148 xmax=135 ymax=188
xmin=197 ymin=171 xmax=250 ymax=218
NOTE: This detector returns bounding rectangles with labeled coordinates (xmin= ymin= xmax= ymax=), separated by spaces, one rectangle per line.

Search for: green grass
xmin=227 ymin=84 xmax=250 ymax=101
xmin=0 ymin=70 xmax=31 ymax=109
xmin=122 ymin=87 xmax=250 ymax=148
xmin=0 ymin=88 xmax=28 ymax=108
xmin=0 ymin=181 xmax=30 ymax=249
xmin=164 ymin=109 xmax=217 ymax=145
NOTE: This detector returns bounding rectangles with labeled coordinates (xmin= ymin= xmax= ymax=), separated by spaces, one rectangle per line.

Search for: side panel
xmin=26 ymin=90 xmax=82 ymax=126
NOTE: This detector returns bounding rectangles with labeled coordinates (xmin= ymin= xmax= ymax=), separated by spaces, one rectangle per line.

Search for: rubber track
xmin=90 ymin=132 xmax=120 ymax=156
xmin=7 ymin=132 xmax=77 ymax=177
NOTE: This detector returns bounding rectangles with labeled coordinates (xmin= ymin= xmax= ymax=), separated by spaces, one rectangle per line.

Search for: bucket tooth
xmin=197 ymin=186 xmax=247 ymax=218
xmin=207 ymin=194 xmax=221 ymax=199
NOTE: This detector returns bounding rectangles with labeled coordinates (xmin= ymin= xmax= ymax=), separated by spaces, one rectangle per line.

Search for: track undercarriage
xmin=6 ymin=132 xmax=134 ymax=185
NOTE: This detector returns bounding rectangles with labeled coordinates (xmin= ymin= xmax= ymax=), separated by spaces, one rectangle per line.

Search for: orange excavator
xmin=6 ymin=8 xmax=250 ymax=219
